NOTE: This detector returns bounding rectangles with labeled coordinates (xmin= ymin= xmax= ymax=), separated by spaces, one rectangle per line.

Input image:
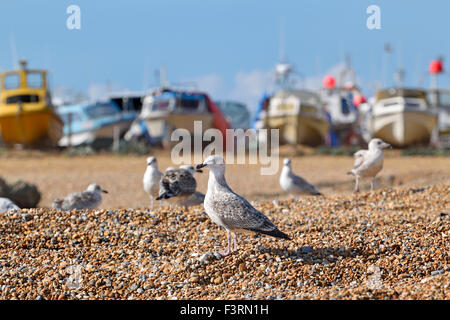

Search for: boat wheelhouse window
xmin=26 ymin=72 xmax=44 ymax=89
xmin=341 ymin=98 xmax=350 ymax=115
xmin=85 ymin=103 xmax=118 ymax=118
xmin=3 ymin=73 xmax=20 ymax=90
xmin=111 ymin=96 xmax=143 ymax=112
xmin=5 ymin=94 xmax=39 ymax=104
xmin=175 ymin=98 xmax=205 ymax=112
xmin=262 ymin=98 xmax=270 ymax=111
xmin=405 ymin=102 xmax=420 ymax=108
xmin=152 ymin=100 xmax=171 ymax=111
xmin=439 ymin=92 xmax=450 ymax=106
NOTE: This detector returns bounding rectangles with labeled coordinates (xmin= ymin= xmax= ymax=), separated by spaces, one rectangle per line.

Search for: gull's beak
xmin=196 ymin=163 xmax=206 ymax=170
xmin=384 ymin=143 xmax=392 ymax=149
xmin=102 ymin=189 xmax=109 ymax=194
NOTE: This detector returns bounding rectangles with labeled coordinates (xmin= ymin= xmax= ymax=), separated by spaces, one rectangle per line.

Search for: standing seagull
xmin=143 ymin=157 xmax=163 ymax=210
xmin=178 ymin=165 xmax=205 ymax=208
xmin=52 ymin=183 xmax=108 ymax=210
xmin=280 ymin=158 xmax=321 ymax=197
xmin=156 ymin=167 xmax=197 ymax=207
xmin=348 ymin=138 xmax=391 ymax=193
xmin=196 ymin=155 xmax=290 ymax=256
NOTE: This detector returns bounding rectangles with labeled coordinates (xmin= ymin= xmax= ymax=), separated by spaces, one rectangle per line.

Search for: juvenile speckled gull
xmin=156 ymin=167 xmax=197 ymax=207
xmin=143 ymin=157 xmax=163 ymax=210
xmin=196 ymin=155 xmax=290 ymax=256
xmin=52 ymin=183 xmax=108 ymax=210
xmin=348 ymin=138 xmax=391 ymax=193
xmin=280 ymin=158 xmax=321 ymax=197
xmin=178 ymin=165 xmax=205 ymax=208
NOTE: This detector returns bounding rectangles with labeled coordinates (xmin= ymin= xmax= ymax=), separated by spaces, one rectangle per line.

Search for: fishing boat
xmin=0 ymin=60 xmax=63 ymax=147
xmin=252 ymin=60 xmax=330 ymax=147
xmin=57 ymin=100 xmax=136 ymax=148
xmin=361 ymin=88 xmax=438 ymax=147
xmin=254 ymin=89 xmax=330 ymax=146
xmin=318 ymin=58 xmax=363 ymax=146
xmin=139 ymin=88 xmax=230 ymax=149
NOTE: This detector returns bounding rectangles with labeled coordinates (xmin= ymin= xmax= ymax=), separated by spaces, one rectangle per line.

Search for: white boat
xmin=361 ymin=88 xmax=438 ymax=147
xmin=256 ymin=89 xmax=330 ymax=146
xmin=138 ymin=88 xmax=231 ymax=148
xmin=57 ymin=101 xmax=136 ymax=148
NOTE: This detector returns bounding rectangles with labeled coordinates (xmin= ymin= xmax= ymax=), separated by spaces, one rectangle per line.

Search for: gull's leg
xmin=220 ymin=230 xmax=231 ymax=256
xmin=370 ymin=177 xmax=375 ymax=192
xmin=354 ymin=176 xmax=360 ymax=194
xmin=232 ymin=233 xmax=238 ymax=252
xmin=151 ymin=197 xmax=154 ymax=211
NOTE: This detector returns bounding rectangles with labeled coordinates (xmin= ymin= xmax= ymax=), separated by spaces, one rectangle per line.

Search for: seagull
xmin=280 ymin=158 xmax=321 ymax=197
xmin=52 ymin=183 xmax=108 ymax=210
xmin=196 ymin=155 xmax=290 ymax=256
xmin=143 ymin=157 xmax=163 ymax=210
xmin=178 ymin=165 xmax=205 ymax=208
xmin=156 ymin=167 xmax=197 ymax=207
xmin=348 ymin=138 xmax=391 ymax=193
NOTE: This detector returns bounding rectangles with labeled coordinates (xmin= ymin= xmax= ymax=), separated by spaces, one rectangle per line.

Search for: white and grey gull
xmin=348 ymin=138 xmax=391 ymax=193
xmin=52 ymin=183 xmax=108 ymax=210
xmin=280 ymin=158 xmax=321 ymax=197
xmin=143 ymin=156 xmax=163 ymax=210
xmin=196 ymin=155 xmax=290 ymax=256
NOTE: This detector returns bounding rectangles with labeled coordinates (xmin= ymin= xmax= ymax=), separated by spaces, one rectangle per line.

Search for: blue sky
xmin=1 ymin=0 xmax=450 ymax=112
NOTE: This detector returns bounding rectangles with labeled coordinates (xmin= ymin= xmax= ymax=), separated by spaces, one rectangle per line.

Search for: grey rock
xmin=198 ymin=252 xmax=214 ymax=264
xmin=0 ymin=197 xmax=20 ymax=212
xmin=21 ymin=213 xmax=32 ymax=222
xmin=129 ymin=283 xmax=138 ymax=291
xmin=431 ymin=269 xmax=444 ymax=276
xmin=3 ymin=179 xmax=41 ymax=208
xmin=301 ymin=246 xmax=313 ymax=254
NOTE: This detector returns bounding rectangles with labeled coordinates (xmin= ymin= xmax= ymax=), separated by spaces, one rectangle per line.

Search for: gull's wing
xmin=290 ymin=174 xmax=320 ymax=195
xmin=157 ymin=169 xmax=197 ymax=200
xmin=353 ymin=150 xmax=368 ymax=170
xmin=211 ymin=188 xmax=290 ymax=239
xmin=53 ymin=191 xmax=96 ymax=210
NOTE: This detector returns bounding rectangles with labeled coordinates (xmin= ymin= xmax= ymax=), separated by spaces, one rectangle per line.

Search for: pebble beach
xmin=0 ymin=160 xmax=448 ymax=299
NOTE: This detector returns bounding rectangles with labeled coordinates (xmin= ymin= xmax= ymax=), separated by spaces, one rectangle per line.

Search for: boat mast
xmin=393 ymin=41 xmax=404 ymax=88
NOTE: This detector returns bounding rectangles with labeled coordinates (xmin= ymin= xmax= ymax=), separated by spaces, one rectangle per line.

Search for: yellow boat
xmin=0 ymin=60 xmax=63 ymax=147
